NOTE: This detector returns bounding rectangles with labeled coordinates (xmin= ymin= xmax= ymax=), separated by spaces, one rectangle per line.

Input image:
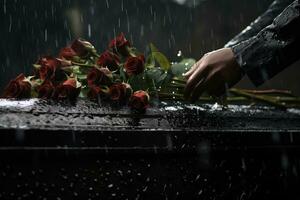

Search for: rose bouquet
xmin=2 ymin=33 xmax=196 ymax=111
xmin=2 ymin=33 xmax=300 ymax=110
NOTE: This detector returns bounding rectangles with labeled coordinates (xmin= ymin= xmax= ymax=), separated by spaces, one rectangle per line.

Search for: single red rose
xmin=109 ymin=33 xmax=131 ymax=57
xmin=53 ymin=79 xmax=80 ymax=101
xmin=129 ymin=90 xmax=150 ymax=111
xmin=87 ymin=67 xmax=112 ymax=87
xmin=87 ymin=85 xmax=109 ymax=100
xmin=124 ymin=55 xmax=145 ymax=76
xmin=71 ymin=39 xmax=94 ymax=58
xmin=109 ymin=83 xmax=132 ymax=103
xmin=2 ymin=74 xmax=31 ymax=98
xmin=37 ymin=56 xmax=62 ymax=81
xmin=59 ymin=47 xmax=77 ymax=60
xmin=38 ymin=80 xmax=55 ymax=99
xmin=97 ymin=51 xmax=120 ymax=71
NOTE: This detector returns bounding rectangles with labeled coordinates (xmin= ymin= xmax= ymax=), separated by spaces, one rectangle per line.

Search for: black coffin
xmin=0 ymin=99 xmax=300 ymax=200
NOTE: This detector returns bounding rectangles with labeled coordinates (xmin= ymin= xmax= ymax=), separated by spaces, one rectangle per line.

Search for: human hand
xmin=183 ymin=48 xmax=243 ymax=102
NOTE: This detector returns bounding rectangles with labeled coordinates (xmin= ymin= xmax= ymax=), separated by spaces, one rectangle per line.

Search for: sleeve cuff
xmin=231 ymin=37 xmax=270 ymax=87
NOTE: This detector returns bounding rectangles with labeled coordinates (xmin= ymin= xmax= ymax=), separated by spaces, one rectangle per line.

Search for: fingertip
xmin=183 ymin=70 xmax=192 ymax=77
xmin=190 ymin=81 xmax=206 ymax=103
xmin=183 ymin=85 xmax=192 ymax=101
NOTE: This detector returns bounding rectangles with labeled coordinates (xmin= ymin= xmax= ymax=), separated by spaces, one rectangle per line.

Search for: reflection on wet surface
xmin=0 ymin=99 xmax=38 ymax=108
xmin=0 ymin=99 xmax=300 ymax=131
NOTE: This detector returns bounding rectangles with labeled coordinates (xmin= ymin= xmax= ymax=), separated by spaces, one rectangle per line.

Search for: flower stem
xmin=71 ymin=62 xmax=95 ymax=68
xmin=238 ymin=89 xmax=295 ymax=97
xmin=171 ymin=78 xmax=186 ymax=84
xmin=229 ymin=88 xmax=287 ymax=110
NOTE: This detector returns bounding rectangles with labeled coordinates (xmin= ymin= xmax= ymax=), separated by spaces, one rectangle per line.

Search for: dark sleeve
xmin=225 ymin=0 xmax=293 ymax=48
xmin=231 ymin=0 xmax=300 ymax=86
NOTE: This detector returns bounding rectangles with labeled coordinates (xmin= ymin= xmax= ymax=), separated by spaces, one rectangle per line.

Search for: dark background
xmin=1 ymin=0 xmax=299 ymax=95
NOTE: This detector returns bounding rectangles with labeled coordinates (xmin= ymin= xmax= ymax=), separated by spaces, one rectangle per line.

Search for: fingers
xmin=183 ymin=60 xmax=200 ymax=78
xmin=183 ymin=55 xmax=206 ymax=78
xmin=184 ymin=63 xmax=207 ymax=100
xmin=189 ymin=73 xmax=219 ymax=102
xmin=190 ymin=78 xmax=207 ymax=102
xmin=186 ymin=69 xmax=228 ymax=102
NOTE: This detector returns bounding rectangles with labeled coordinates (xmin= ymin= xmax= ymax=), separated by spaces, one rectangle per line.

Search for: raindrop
xmin=117 ymin=170 xmax=123 ymax=176
xmin=105 ymin=0 xmax=109 ymax=8
xmin=3 ymin=0 xmax=6 ymax=14
xmin=281 ymin=153 xmax=289 ymax=170
xmin=177 ymin=50 xmax=182 ymax=57
xmin=88 ymin=24 xmax=92 ymax=38
xmin=121 ymin=0 xmax=124 ymax=12
xmin=241 ymin=158 xmax=246 ymax=171
xmin=44 ymin=29 xmax=48 ymax=42
xmin=240 ymin=192 xmax=246 ymax=200
xmin=195 ymin=174 xmax=200 ymax=181
xmin=142 ymin=186 xmax=148 ymax=192
xmin=9 ymin=15 xmax=12 ymax=32
xmin=140 ymin=25 xmax=144 ymax=37
xmin=198 ymin=189 xmax=203 ymax=195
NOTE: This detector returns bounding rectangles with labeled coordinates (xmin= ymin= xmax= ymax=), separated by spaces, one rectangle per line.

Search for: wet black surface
xmin=1 ymin=98 xmax=300 ymax=132
xmin=0 ymin=99 xmax=300 ymax=199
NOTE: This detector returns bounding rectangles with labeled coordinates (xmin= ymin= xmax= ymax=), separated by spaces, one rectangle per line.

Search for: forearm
xmin=225 ymin=0 xmax=293 ymax=48
xmin=232 ymin=0 xmax=300 ymax=86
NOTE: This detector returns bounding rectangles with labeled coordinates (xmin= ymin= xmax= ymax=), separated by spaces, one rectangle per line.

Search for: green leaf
xmin=149 ymin=43 xmax=170 ymax=72
xmin=72 ymin=66 xmax=81 ymax=74
xmin=128 ymin=47 xmax=142 ymax=57
xmin=145 ymin=68 xmax=167 ymax=88
xmin=79 ymin=87 xmax=89 ymax=98
xmin=119 ymin=68 xmax=127 ymax=82
xmin=77 ymin=74 xmax=87 ymax=80
xmin=128 ymin=74 xmax=148 ymax=91
xmin=31 ymin=89 xmax=38 ymax=98
xmin=33 ymin=64 xmax=41 ymax=70
xmin=145 ymin=54 xmax=155 ymax=69
xmin=171 ymin=58 xmax=196 ymax=77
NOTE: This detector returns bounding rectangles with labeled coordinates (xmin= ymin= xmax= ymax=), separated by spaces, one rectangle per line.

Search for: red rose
xmin=124 ymin=55 xmax=145 ymax=76
xmin=2 ymin=74 xmax=31 ymax=99
xmin=54 ymin=79 xmax=80 ymax=101
xmin=87 ymin=85 xmax=109 ymax=100
xmin=37 ymin=56 xmax=62 ymax=81
xmin=71 ymin=38 xmax=95 ymax=58
xmin=38 ymin=80 xmax=55 ymax=99
xmin=97 ymin=51 xmax=120 ymax=71
xmin=109 ymin=83 xmax=132 ymax=103
xmin=109 ymin=33 xmax=131 ymax=57
xmin=129 ymin=90 xmax=150 ymax=111
xmin=87 ymin=67 xmax=112 ymax=87
xmin=59 ymin=47 xmax=77 ymax=60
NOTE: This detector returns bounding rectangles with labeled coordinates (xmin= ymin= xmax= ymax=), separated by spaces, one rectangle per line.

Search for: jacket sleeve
xmin=231 ymin=0 xmax=300 ymax=86
xmin=225 ymin=0 xmax=293 ymax=48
